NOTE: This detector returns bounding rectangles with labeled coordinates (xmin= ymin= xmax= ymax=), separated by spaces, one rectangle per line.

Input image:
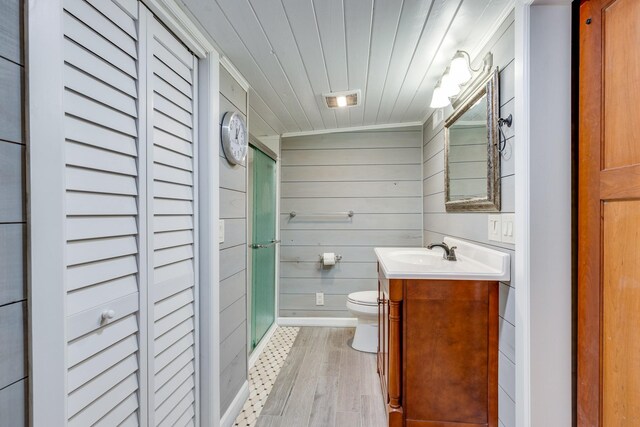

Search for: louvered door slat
xmin=67 ymin=276 xmax=138 ymax=316
xmin=66 ymin=167 xmax=138 ymax=196
xmin=64 ymin=65 xmax=138 ymax=116
xmin=67 ymin=236 xmax=138 ymax=266
xmin=85 ymin=0 xmax=137 ymax=39
xmin=96 ymin=394 xmax=139 ymax=427
xmin=67 ymin=353 xmax=138 ymax=417
xmin=66 ymin=141 xmax=138 ymax=175
xmin=68 ymin=373 xmax=138 ymax=427
xmin=155 ymin=362 xmax=195 ymax=406
xmin=154 ymin=128 xmax=194 ymax=157
xmin=155 ymin=344 xmax=194 ymax=381
xmin=64 ymin=0 xmax=137 ymax=58
xmin=157 ymin=390 xmax=195 ymax=427
xmin=153 ymin=56 xmax=192 ymax=98
xmin=67 ymin=334 xmax=138 ymax=391
xmin=67 ymin=216 xmax=138 ymax=241
xmin=63 ymin=2 xmax=143 ymax=424
xmin=65 ymin=115 xmax=137 ymax=156
xmin=63 ymin=12 xmax=137 ymax=77
xmin=152 ymin=39 xmax=192 ymax=83
xmin=64 ymin=39 xmax=137 ymax=98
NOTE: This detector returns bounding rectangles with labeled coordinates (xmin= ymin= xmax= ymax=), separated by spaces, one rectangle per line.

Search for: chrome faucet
xmin=427 ymin=242 xmax=457 ymax=261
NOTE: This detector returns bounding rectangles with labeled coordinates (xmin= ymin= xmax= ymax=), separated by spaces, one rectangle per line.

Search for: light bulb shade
xmin=450 ymin=51 xmax=472 ymax=85
xmin=336 ymin=96 xmax=347 ymax=107
xmin=441 ymin=68 xmax=461 ymax=97
xmin=430 ymin=84 xmax=450 ymax=109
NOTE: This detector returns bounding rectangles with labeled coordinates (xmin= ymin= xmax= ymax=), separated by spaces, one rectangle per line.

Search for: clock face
xmin=222 ymin=111 xmax=248 ymax=165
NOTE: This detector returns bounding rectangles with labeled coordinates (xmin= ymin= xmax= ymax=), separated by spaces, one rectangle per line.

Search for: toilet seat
xmin=347 ymin=290 xmax=378 ymax=306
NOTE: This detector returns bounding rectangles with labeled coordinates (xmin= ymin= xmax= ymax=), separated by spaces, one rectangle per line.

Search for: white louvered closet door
xmin=144 ymin=14 xmax=199 ymax=427
xmin=61 ymin=0 xmax=199 ymax=425
xmin=63 ymin=0 xmax=144 ymax=425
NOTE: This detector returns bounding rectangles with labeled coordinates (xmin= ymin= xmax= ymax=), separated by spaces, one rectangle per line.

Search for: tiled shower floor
xmin=233 ymin=327 xmax=300 ymax=427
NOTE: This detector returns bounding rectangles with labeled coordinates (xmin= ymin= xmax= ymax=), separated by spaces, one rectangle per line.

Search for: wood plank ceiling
xmin=180 ymin=0 xmax=513 ymax=136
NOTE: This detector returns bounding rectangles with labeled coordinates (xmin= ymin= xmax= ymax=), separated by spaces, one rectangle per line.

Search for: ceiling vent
xmin=323 ymin=90 xmax=361 ymax=109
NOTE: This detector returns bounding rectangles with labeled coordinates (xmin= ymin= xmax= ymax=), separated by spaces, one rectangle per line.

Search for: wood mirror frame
xmin=444 ymin=68 xmax=501 ymax=212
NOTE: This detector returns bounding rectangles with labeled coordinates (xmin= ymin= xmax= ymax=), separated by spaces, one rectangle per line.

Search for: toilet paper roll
xmin=322 ymin=253 xmax=336 ymax=266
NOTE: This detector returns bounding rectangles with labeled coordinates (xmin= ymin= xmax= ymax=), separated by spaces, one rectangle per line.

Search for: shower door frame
xmin=247 ymin=136 xmax=279 ymax=358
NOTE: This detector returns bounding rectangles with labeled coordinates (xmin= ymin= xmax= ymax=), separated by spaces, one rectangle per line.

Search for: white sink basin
xmin=375 ymin=237 xmax=510 ymax=281
xmin=385 ymin=249 xmax=444 ymax=266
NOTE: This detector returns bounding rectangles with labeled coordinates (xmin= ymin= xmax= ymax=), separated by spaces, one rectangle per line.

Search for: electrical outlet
xmin=488 ymin=214 xmax=502 ymax=242
xmin=501 ymin=214 xmax=515 ymax=244
xmin=219 ymin=220 xmax=225 ymax=243
xmin=315 ymin=292 xmax=324 ymax=306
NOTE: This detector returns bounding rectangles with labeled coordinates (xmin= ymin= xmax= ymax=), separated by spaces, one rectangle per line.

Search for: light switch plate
xmin=315 ymin=292 xmax=324 ymax=306
xmin=488 ymin=214 xmax=502 ymax=242
xmin=219 ymin=220 xmax=225 ymax=243
xmin=501 ymin=214 xmax=515 ymax=244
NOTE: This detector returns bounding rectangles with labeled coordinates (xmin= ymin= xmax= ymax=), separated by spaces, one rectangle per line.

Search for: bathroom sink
xmin=375 ymin=237 xmax=510 ymax=281
xmin=385 ymin=249 xmax=444 ymax=266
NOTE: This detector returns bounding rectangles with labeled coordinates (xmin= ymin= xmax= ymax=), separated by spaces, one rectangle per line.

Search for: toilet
xmin=346 ymin=291 xmax=379 ymax=353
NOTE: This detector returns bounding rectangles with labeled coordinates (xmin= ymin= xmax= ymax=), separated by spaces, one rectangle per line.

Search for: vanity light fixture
xmin=441 ymin=67 xmax=461 ymax=97
xmin=430 ymin=80 xmax=451 ymax=109
xmin=430 ymin=50 xmax=493 ymax=109
xmin=450 ymin=50 xmax=475 ymax=85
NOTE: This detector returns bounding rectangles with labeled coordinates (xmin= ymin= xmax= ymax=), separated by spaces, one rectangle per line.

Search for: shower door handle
xmin=250 ymin=239 xmax=280 ymax=249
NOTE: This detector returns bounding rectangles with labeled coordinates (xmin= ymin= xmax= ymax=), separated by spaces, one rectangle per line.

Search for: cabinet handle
xmin=101 ymin=309 xmax=115 ymax=323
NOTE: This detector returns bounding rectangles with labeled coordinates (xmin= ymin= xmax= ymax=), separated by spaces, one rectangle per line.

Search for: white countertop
xmin=374 ymin=237 xmax=510 ymax=282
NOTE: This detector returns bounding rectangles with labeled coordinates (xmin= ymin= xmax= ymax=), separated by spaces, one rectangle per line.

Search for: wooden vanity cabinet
xmin=377 ymin=265 xmax=499 ymax=427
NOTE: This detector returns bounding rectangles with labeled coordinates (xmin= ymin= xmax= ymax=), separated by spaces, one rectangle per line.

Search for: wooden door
xmin=579 ymin=0 xmax=640 ymax=425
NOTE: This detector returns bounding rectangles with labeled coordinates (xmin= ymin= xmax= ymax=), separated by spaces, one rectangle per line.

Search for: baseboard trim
xmin=220 ymin=380 xmax=249 ymax=427
xmin=277 ymin=317 xmax=357 ymax=327
xmin=248 ymin=323 xmax=278 ymax=369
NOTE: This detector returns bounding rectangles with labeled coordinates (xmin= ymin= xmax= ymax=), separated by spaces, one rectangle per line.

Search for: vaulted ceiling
xmin=180 ymin=0 xmax=513 ymax=136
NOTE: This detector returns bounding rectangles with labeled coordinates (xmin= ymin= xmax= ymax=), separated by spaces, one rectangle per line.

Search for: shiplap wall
xmin=422 ymin=15 xmax=516 ymax=427
xmin=280 ymin=127 xmax=423 ymax=318
xmin=219 ymin=65 xmax=248 ymax=414
xmin=0 ymin=0 xmax=27 ymax=425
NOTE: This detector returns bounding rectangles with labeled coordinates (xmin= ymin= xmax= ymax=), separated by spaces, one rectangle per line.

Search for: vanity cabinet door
xmin=403 ymin=280 xmax=498 ymax=427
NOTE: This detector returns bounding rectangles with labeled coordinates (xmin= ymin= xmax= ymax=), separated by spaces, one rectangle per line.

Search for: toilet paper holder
xmin=319 ymin=254 xmax=342 ymax=263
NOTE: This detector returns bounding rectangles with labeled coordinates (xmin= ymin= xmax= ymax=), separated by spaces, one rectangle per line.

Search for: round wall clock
xmin=221 ymin=111 xmax=248 ymax=165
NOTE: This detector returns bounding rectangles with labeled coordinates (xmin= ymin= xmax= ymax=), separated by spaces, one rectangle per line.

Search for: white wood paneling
xmin=0 ymin=378 xmax=27 ymax=426
xmin=0 ymin=0 xmax=22 ymax=64
xmin=0 ymin=224 xmax=24 ymax=306
xmin=218 ymin=63 xmax=248 ymax=414
xmin=281 ymin=128 xmax=422 ymax=318
xmin=0 ymin=301 xmax=26 ymax=388
xmin=180 ymin=0 xmax=514 ymax=133
xmin=0 ymin=142 xmax=24 ymax=223
xmin=0 ymin=58 xmax=23 ymax=144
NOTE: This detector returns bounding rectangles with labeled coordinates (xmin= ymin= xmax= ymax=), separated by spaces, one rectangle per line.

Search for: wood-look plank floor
xmin=256 ymin=327 xmax=386 ymax=427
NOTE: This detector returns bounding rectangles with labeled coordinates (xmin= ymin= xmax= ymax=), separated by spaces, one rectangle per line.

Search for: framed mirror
xmin=444 ymin=68 xmax=501 ymax=212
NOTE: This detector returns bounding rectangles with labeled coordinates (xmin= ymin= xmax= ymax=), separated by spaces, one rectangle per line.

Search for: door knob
xmin=101 ymin=309 xmax=116 ymax=323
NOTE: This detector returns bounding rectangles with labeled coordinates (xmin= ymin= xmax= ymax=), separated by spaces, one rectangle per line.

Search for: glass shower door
xmin=250 ymin=148 xmax=277 ymax=349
